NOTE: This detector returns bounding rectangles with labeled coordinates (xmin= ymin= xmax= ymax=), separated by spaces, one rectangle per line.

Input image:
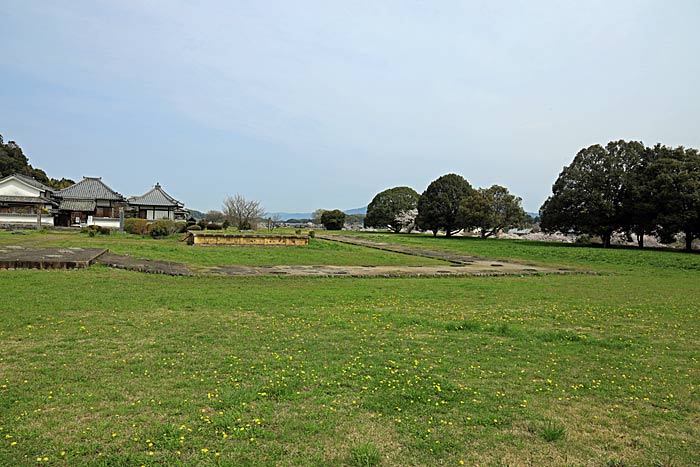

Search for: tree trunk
xmin=602 ymin=231 xmax=612 ymax=248
xmin=432 ymin=229 xmax=438 ymax=237
xmin=636 ymin=229 xmax=644 ymax=248
xmin=685 ymin=231 xmax=693 ymax=251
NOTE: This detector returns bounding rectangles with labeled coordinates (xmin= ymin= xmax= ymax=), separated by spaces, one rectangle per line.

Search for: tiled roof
xmin=128 ymin=183 xmax=183 ymax=208
xmin=0 ymin=173 xmax=53 ymax=193
xmin=58 ymin=199 xmax=97 ymax=211
xmin=0 ymin=195 xmax=57 ymax=206
xmin=55 ymin=177 xmax=124 ymax=201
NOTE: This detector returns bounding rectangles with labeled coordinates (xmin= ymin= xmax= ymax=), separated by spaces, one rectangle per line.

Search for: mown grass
xmin=0 ymin=231 xmax=699 ymax=466
xmin=0 ymin=230 xmax=442 ymax=267
xmin=330 ymin=230 xmax=700 ymax=274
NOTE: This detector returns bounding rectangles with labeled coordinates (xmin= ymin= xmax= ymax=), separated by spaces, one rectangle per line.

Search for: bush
xmin=81 ymin=225 xmax=110 ymax=236
xmin=197 ymin=219 xmax=208 ymax=230
xmin=187 ymin=224 xmax=202 ymax=231
xmin=206 ymin=223 xmax=222 ymax=230
xmin=308 ymin=230 xmax=315 ymax=238
xmin=125 ymin=218 xmax=149 ymax=235
xmin=222 ymin=220 xmax=230 ymax=230
xmin=148 ymin=219 xmax=178 ymax=238
xmin=321 ymin=209 xmax=346 ymax=230
xmin=174 ymin=221 xmax=188 ymax=233
xmin=575 ymin=234 xmax=592 ymax=245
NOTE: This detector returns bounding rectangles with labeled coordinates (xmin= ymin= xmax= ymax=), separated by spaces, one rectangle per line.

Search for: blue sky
xmin=1 ymin=1 xmax=699 ymax=213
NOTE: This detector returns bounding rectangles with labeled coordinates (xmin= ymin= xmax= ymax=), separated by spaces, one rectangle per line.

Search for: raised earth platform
xmin=184 ymin=232 xmax=309 ymax=246
xmin=0 ymin=246 xmax=108 ymax=270
xmin=96 ymin=253 xmax=587 ymax=277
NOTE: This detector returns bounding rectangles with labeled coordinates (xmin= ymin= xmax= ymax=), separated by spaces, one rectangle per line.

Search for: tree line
xmin=0 ymin=134 xmax=75 ymax=189
xmin=364 ymin=174 xmax=528 ymax=237
xmin=539 ymin=140 xmax=700 ymax=250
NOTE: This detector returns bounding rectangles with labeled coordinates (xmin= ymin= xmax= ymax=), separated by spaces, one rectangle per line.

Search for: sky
xmin=1 ymin=1 xmax=699 ymax=213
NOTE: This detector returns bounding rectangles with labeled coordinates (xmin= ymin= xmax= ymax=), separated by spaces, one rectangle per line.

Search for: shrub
xmin=125 ymin=218 xmax=149 ymax=235
xmin=308 ymin=230 xmax=315 ymax=238
xmin=149 ymin=219 xmax=178 ymax=238
xmin=81 ymin=225 xmax=110 ymax=236
xmin=295 ymin=229 xmax=302 ymax=235
xmin=174 ymin=221 xmax=188 ymax=233
xmin=321 ymin=209 xmax=346 ymax=230
xmin=575 ymin=234 xmax=592 ymax=245
xmin=206 ymin=223 xmax=222 ymax=230
xmin=187 ymin=225 xmax=202 ymax=231
xmin=222 ymin=220 xmax=230 ymax=230
xmin=197 ymin=219 xmax=208 ymax=230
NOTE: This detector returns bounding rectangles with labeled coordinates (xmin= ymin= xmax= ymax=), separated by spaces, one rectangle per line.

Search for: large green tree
xmin=540 ymin=140 xmax=646 ymax=248
xmin=364 ymin=186 xmax=419 ymax=233
xmin=650 ymin=145 xmax=700 ymax=251
xmin=618 ymin=145 xmax=659 ymax=247
xmin=416 ymin=173 xmax=475 ymax=237
xmin=459 ymin=185 xmax=527 ymax=238
xmin=0 ymin=134 xmax=74 ymax=188
xmin=0 ymin=134 xmax=32 ymax=178
xmin=320 ymin=209 xmax=346 ymax=230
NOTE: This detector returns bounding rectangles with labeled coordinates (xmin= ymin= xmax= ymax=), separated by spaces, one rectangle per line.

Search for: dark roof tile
xmin=55 ymin=177 xmax=124 ymax=201
xmin=128 ymin=183 xmax=183 ymax=207
xmin=0 ymin=195 xmax=57 ymax=206
xmin=58 ymin=199 xmax=97 ymax=211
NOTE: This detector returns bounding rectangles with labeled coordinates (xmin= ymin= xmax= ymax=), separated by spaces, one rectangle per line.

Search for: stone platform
xmin=0 ymin=246 xmax=108 ymax=270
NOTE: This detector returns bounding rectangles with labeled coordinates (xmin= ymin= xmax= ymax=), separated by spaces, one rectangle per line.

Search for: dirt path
xmin=316 ymin=234 xmax=574 ymax=271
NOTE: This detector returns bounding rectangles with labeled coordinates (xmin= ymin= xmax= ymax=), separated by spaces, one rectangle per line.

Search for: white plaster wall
xmin=146 ymin=210 xmax=173 ymax=220
xmin=0 ymin=178 xmax=41 ymax=197
xmin=89 ymin=218 xmax=120 ymax=228
xmin=0 ymin=213 xmax=54 ymax=225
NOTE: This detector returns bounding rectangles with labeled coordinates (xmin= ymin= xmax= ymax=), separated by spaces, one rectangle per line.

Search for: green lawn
xmin=0 ymin=230 xmax=442 ymax=267
xmin=1 ymin=231 xmax=698 ymax=466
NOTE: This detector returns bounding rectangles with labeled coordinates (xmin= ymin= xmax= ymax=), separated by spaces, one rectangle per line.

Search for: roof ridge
xmin=55 ymin=176 xmax=124 ymax=200
xmin=0 ymin=173 xmax=53 ymax=192
xmin=128 ymin=183 xmax=183 ymax=207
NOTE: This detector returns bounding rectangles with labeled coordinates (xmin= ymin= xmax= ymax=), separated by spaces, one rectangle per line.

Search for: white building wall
xmin=0 ymin=213 xmax=54 ymax=225
xmin=0 ymin=178 xmax=42 ymax=197
xmin=88 ymin=217 xmax=120 ymax=229
xmin=146 ymin=209 xmax=173 ymax=220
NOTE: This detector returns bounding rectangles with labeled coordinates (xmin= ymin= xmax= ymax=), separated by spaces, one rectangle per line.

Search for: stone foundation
xmin=185 ymin=232 xmax=309 ymax=246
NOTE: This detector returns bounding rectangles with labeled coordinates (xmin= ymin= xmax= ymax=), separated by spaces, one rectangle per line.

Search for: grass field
xmin=1 ymin=230 xmax=698 ymax=466
xmin=0 ymin=231 xmax=442 ymax=267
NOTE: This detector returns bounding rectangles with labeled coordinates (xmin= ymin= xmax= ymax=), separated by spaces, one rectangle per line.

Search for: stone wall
xmin=187 ymin=233 xmax=309 ymax=246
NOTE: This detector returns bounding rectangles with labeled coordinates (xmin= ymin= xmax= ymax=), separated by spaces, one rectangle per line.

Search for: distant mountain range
xmin=267 ymin=207 xmax=367 ymax=221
